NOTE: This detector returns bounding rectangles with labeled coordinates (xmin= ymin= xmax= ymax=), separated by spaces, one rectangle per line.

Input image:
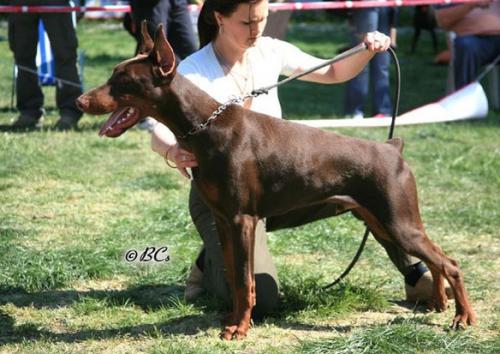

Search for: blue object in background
xmin=36 ymin=19 xmax=56 ymax=86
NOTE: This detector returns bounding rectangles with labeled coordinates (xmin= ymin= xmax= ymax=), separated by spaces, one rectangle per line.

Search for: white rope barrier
xmin=292 ymin=82 xmax=489 ymax=128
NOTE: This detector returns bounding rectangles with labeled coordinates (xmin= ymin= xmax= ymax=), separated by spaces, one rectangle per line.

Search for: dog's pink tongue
xmin=98 ymin=107 xmax=129 ymax=137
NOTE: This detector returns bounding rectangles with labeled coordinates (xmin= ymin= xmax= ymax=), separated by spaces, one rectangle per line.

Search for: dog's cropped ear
xmin=151 ymin=24 xmax=176 ymax=79
xmin=138 ymin=20 xmax=154 ymax=55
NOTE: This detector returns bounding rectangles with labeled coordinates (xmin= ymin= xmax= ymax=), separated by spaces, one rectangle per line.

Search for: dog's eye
xmin=109 ymin=74 xmax=142 ymax=99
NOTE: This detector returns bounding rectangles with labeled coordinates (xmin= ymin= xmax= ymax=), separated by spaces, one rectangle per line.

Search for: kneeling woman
xmin=151 ymin=0 xmax=432 ymax=316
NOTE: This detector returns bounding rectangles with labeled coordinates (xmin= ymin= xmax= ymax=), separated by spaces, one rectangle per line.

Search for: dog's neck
xmin=153 ymin=74 xmax=223 ymax=146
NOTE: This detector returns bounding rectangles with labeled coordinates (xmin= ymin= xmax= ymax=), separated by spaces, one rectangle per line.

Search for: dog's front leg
xmin=220 ymin=214 xmax=257 ymax=340
xmin=213 ymin=217 xmax=237 ymax=326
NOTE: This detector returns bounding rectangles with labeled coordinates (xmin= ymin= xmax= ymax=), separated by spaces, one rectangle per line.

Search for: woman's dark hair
xmin=198 ymin=0 xmax=261 ymax=47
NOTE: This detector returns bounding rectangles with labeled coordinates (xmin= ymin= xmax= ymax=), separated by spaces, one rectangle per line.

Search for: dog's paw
xmin=233 ymin=328 xmax=248 ymax=340
xmin=219 ymin=325 xmax=248 ymax=340
xmin=219 ymin=320 xmax=251 ymax=340
xmin=451 ymin=310 xmax=477 ymax=330
xmin=220 ymin=325 xmax=237 ymax=340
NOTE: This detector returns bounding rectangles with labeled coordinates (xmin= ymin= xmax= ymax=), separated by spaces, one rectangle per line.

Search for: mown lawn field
xmin=0 ymin=16 xmax=499 ymax=353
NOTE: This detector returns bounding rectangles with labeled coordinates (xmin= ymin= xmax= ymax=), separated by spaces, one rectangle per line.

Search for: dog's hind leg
xmin=358 ymin=164 xmax=476 ymax=328
xmin=392 ymin=226 xmax=476 ymax=328
xmin=427 ymin=262 xmax=447 ymax=312
xmin=392 ymin=172 xmax=475 ymax=328
xmin=356 ymin=202 xmax=476 ymax=328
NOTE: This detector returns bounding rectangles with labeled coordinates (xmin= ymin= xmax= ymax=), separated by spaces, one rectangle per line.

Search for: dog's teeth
xmin=125 ymin=108 xmax=134 ymax=118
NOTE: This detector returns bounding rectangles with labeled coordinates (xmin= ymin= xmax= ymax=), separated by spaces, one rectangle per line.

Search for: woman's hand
xmin=364 ymin=31 xmax=391 ymax=52
xmin=166 ymin=143 xmax=198 ymax=179
xmin=151 ymin=123 xmax=198 ymax=179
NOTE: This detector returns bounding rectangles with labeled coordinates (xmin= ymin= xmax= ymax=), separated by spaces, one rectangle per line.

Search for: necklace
xmin=213 ymin=44 xmax=254 ymax=102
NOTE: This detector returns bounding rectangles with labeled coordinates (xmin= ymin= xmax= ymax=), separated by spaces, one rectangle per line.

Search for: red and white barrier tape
xmin=0 ymin=5 xmax=129 ymax=13
xmin=263 ymin=0 xmax=484 ymax=11
xmin=0 ymin=0 xmax=486 ymax=13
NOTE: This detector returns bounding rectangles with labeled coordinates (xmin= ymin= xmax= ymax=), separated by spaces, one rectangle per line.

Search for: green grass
xmin=295 ymin=317 xmax=500 ymax=354
xmin=0 ymin=19 xmax=499 ymax=353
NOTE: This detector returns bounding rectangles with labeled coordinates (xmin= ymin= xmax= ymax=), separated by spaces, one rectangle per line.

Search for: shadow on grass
xmin=389 ymin=299 xmax=433 ymax=313
xmin=0 ymin=283 xmax=217 ymax=344
xmin=0 ymin=281 xmax=449 ymax=346
xmin=0 ymin=310 xmax=211 ymax=345
xmin=0 ymin=284 xmax=184 ymax=310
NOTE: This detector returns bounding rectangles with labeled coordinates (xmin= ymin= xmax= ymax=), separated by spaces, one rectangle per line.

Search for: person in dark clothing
xmin=125 ymin=0 xmax=198 ymax=59
xmin=123 ymin=0 xmax=198 ymax=131
xmin=8 ymin=0 xmax=83 ymax=130
xmin=344 ymin=7 xmax=393 ymax=119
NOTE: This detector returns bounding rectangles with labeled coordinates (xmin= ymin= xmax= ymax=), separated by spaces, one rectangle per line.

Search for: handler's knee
xmin=253 ymin=273 xmax=280 ymax=319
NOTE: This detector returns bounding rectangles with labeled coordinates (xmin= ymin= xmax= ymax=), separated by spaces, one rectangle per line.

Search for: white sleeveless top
xmin=177 ymin=37 xmax=325 ymax=119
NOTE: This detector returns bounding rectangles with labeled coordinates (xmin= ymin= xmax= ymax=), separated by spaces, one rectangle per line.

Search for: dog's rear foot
xmin=451 ymin=310 xmax=477 ymax=330
xmin=220 ymin=325 xmax=237 ymax=340
xmin=219 ymin=325 xmax=248 ymax=340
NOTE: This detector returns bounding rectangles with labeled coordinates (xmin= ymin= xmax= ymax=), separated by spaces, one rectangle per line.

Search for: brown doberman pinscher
xmin=76 ymin=24 xmax=476 ymax=340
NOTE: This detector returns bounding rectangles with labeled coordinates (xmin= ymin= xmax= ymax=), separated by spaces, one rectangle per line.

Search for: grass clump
xmin=279 ymin=269 xmax=388 ymax=319
xmin=295 ymin=317 xmax=500 ymax=354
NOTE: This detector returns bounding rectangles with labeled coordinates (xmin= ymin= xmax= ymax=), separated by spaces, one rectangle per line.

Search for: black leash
xmin=250 ymin=43 xmax=368 ymax=96
xmin=322 ymin=46 xmax=401 ymax=290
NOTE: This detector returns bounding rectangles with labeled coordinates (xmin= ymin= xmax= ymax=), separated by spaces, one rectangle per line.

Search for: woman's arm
xmin=293 ymin=31 xmax=391 ymax=84
xmin=435 ymin=1 xmax=490 ymax=30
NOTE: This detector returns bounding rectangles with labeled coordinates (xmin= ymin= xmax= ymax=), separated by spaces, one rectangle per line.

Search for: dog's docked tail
xmin=385 ymin=137 xmax=404 ymax=154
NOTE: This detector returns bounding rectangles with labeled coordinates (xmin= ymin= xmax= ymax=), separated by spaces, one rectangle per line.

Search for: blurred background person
xmin=8 ymin=0 xmax=83 ymax=130
xmin=435 ymin=0 xmax=500 ymax=89
xmin=124 ymin=0 xmax=197 ymax=59
xmin=123 ymin=0 xmax=198 ymax=130
xmin=344 ymin=7 xmax=392 ymax=119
